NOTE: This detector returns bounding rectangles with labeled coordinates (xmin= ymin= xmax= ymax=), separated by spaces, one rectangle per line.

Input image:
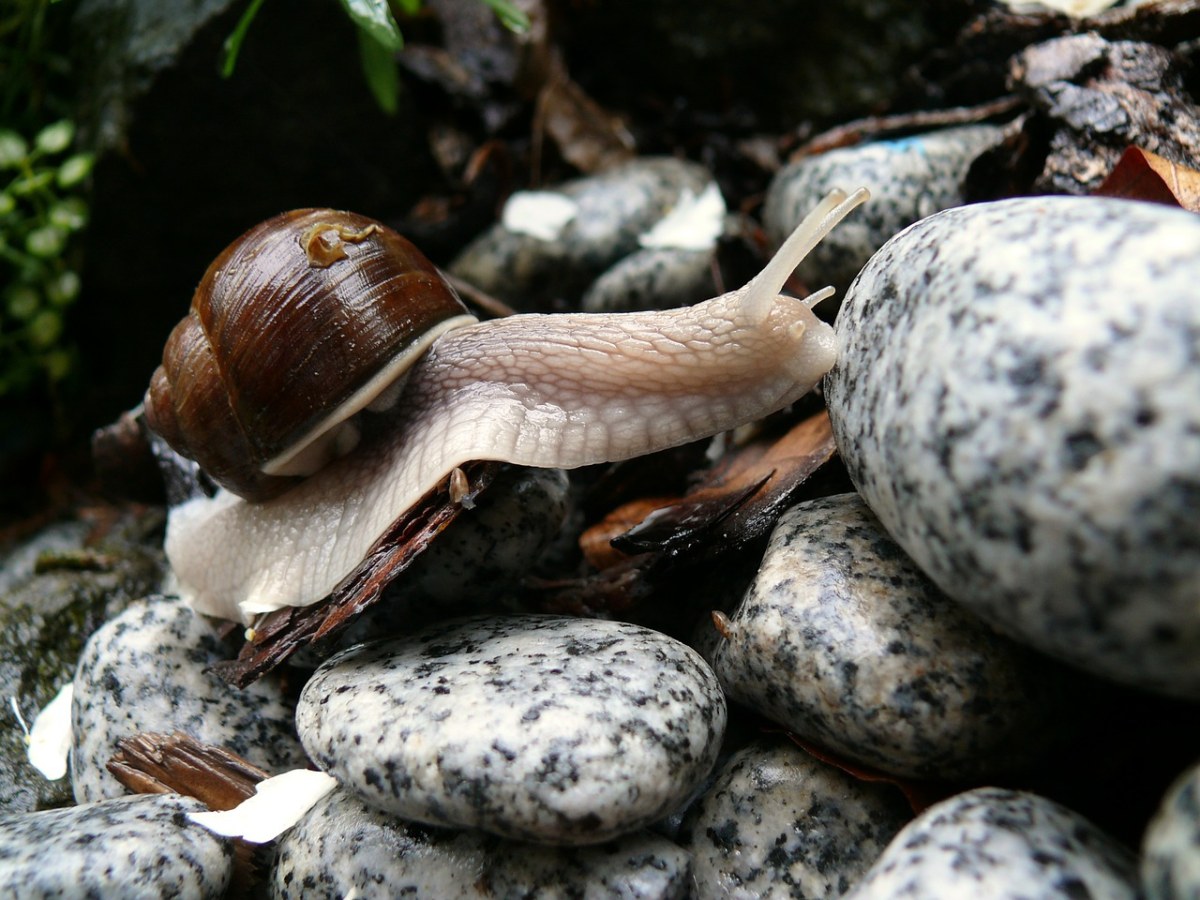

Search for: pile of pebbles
xmin=1 ymin=149 xmax=1197 ymax=898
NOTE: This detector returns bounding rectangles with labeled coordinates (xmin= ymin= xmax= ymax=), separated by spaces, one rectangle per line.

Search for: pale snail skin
xmin=166 ymin=187 xmax=870 ymax=624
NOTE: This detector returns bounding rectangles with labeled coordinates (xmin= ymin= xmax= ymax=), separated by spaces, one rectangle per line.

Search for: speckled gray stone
xmin=581 ymin=246 xmax=716 ymax=313
xmin=711 ymin=493 xmax=1075 ymax=780
xmin=0 ymin=793 xmax=233 ymax=898
xmin=680 ymin=738 xmax=911 ymax=899
xmin=71 ymin=595 xmax=307 ymax=803
xmin=844 ymin=787 xmax=1138 ymax=899
xmin=272 ymin=787 xmax=691 ymax=899
xmin=763 ymin=125 xmax=1003 ymax=293
xmin=449 ymin=157 xmax=715 ymax=310
xmin=826 ymin=196 xmax=1200 ymax=698
xmin=296 ymin=614 xmax=726 ymax=845
xmin=1142 ymin=757 xmax=1200 ymax=899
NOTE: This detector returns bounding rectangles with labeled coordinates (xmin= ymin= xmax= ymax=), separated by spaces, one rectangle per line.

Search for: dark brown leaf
xmin=212 ymin=461 xmax=500 ymax=688
xmin=533 ymin=58 xmax=636 ymax=175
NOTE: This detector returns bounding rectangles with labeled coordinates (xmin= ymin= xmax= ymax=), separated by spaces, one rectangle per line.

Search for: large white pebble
xmin=826 ymin=196 xmax=1200 ymax=698
xmin=845 ymin=787 xmax=1137 ymax=900
xmin=296 ymin=614 xmax=726 ymax=845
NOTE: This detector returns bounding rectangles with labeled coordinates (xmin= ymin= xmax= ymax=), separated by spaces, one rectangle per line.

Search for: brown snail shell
xmin=144 ymin=208 xmax=475 ymax=501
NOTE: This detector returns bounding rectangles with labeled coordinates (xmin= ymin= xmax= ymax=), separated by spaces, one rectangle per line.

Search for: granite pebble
xmin=581 ymin=246 xmax=716 ymax=313
xmin=844 ymin=787 xmax=1138 ymax=899
xmin=0 ymin=793 xmax=233 ymax=898
xmin=272 ymin=787 xmax=691 ymax=899
xmin=71 ymin=595 xmax=307 ymax=803
xmin=826 ymin=196 xmax=1200 ymax=698
xmin=1142 ymin=757 xmax=1200 ymax=900
xmin=711 ymin=493 xmax=1075 ymax=779
xmin=449 ymin=157 xmax=716 ymax=310
xmin=681 ymin=738 xmax=911 ymax=899
xmin=296 ymin=614 xmax=726 ymax=845
xmin=763 ymin=125 xmax=1003 ymax=293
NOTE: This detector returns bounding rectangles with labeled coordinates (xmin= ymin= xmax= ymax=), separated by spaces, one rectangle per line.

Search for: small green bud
xmin=0 ymin=131 xmax=27 ymax=168
xmin=0 ymin=193 xmax=14 ymax=216
xmin=10 ymin=171 xmax=55 ymax=196
xmin=57 ymin=154 xmax=94 ymax=188
xmin=34 ymin=121 xmax=74 ymax=156
xmin=27 ymin=309 xmax=62 ymax=348
xmin=46 ymin=270 xmax=81 ymax=306
xmin=26 ymin=225 xmax=67 ymax=258
xmin=49 ymin=198 xmax=88 ymax=231
xmin=7 ymin=286 xmax=40 ymax=320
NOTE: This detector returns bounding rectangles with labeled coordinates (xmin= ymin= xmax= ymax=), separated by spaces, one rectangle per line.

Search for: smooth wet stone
xmin=711 ymin=493 xmax=1074 ymax=780
xmin=297 ymin=614 xmax=726 ymax=845
xmin=272 ymin=788 xmax=691 ymax=899
xmin=72 ymin=595 xmax=307 ymax=803
xmin=763 ymin=125 xmax=1002 ymax=293
xmin=0 ymin=793 xmax=233 ymax=898
xmin=826 ymin=196 xmax=1200 ymax=698
xmin=844 ymin=787 xmax=1138 ymax=899
xmin=449 ymin=157 xmax=715 ymax=310
xmin=681 ymin=738 xmax=911 ymax=899
xmin=581 ymin=246 xmax=716 ymax=313
xmin=1142 ymin=757 xmax=1200 ymax=899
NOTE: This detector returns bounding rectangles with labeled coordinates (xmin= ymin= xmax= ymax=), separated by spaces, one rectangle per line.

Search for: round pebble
xmin=450 ymin=157 xmax=716 ymax=309
xmin=710 ymin=493 xmax=1076 ymax=779
xmin=272 ymin=788 xmax=692 ymax=899
xmin=763 ymin=125 xmax=1003 ymax=293
xmin=1141 ymin=757 xmax=1200 ymax=899
xmin=681 ymin=738 xmax=911 ymax=899
xmin=296 ymin=614 xmax=727 ymax=845
xmin=844 ymin=787 xmax=1138 ymax=899
xmin=71 ymin=596 xmax=307 ymax=803
xmin=0 ymin=793 xmax=233 ymax=898
xmin=826 ymin=196 xmax=1200 ymax=698
xmin=581 ymin=246 xmax=716 ymax=313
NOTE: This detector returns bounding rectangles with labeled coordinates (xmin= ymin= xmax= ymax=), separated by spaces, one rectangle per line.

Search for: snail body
xmin=157 ymin=188 xmax=869 ymax=623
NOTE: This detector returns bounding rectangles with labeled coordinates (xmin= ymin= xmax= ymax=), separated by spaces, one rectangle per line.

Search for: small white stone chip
xmin=187 ymin=768 xmax=339 ymax=844
xmin=501 ymin=191 xmax=579 ymax=241
xmin=998 ymin=0 xmax=1119 ymax=16
xmin=26 ymin=683 xmax=73 ymax=781
xmin=639 ymin=183 xmax=726 ymax=251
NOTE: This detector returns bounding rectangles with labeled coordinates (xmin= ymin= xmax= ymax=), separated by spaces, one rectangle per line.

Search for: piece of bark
xmin=212 ymin=461 xmax=499 ymax=688
xmin=107 ymin=731 xmax=268 ymax=810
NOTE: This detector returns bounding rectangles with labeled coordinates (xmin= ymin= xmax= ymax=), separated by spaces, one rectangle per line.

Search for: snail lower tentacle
xmin=163 ymin=188 xmax=870 ymax=623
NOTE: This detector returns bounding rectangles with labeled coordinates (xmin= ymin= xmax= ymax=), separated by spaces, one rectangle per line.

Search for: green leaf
xmin=34 ymin=121 xmax=73 ymax=155
xmin=338 ymin=0 xmax=404 ymax=52
xmin=356 ymin=26 xmax=400 ymax=115
xmin=56 ymin=153 xmax=94 ymax=188
xmin=10 ymin=170 xmax=55 ymax=196
xmin=27 ymin=309 xmax=62 ymax=349
xmin=7 ymin=286 xmax=40 ymax=321
xmin=0 ymin=194 xmax=14 ymax=216
xmin=25 ymin=225 xmax=67 ymax=258
xmin=478 ymin=0 xmax=529 ymax=33
xmin=46 ymin=270 xmax=80 ymax=306
xmin=0 ymin=131 xmax=28 ymax=168
xmin=49 ymin=198 xmax=88 ymax=231
xmin=222 ymin=0 xmax=267 ymax=78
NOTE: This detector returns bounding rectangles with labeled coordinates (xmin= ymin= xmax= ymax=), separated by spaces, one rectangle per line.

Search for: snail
xmin=154 ymin=187 xmax=869 ymax=624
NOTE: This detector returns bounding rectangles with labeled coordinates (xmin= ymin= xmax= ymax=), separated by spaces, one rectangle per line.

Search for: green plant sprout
xmin=222 ymin=0 xmax=530 ymax=114
xmin=0 ymin=118 xmax=93 ymax=397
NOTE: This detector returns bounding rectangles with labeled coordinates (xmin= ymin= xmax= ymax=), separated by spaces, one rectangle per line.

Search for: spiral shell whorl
xmin=144 ymin=208 xmax=473 ymax=501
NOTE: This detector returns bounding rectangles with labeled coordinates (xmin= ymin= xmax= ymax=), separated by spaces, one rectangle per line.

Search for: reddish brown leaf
xmin=212 ymin=461 xmax=500 ymax=688
xmin=580 ymin=496 xmax=681 ymax=570
xmin=1094 ymin=145 xmax=1200 ymax=210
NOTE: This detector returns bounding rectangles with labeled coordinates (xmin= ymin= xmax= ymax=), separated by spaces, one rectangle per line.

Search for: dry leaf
xmin=1094 ymin=145 xmax=1200 ymax=210
xmin=108 ymin=732 xmax=268 ymax=810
